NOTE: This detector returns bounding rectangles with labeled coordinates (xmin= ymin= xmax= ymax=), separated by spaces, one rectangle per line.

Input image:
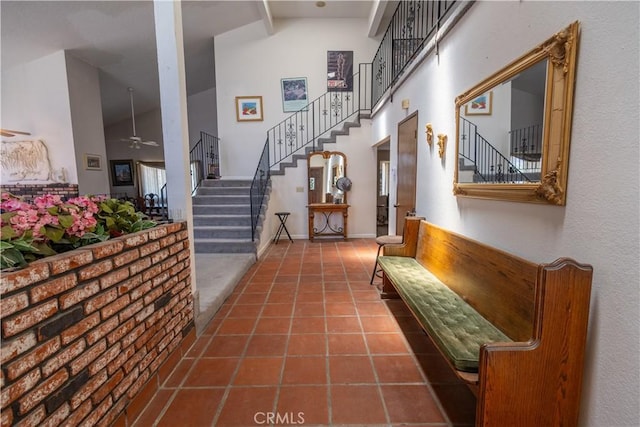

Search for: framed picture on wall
xmin=110 ymin=159 xmax=134 ymax=186
xmin=281 ymin=77 xmax=309 ymax=112
xmin=235 ymin=96 xmax=264 ymax=122
xmin=465 ymin=91 xmax=493 ymax=115
xmin=84 ymin=154 xmax=102 ymax=170
xmin=327 ymin=50 xmax=353 ymax=92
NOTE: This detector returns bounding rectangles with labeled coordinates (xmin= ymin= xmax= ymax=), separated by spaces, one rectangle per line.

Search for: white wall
xmin=215 ymin=18 xmax=380 ymax=178
xmin=371 ymin=2 xmax=639 ymax=426
xmin=1 ymin=51 xmax=78 ymax=184
xmin=187 ymin=87 xmax=217 ymax=147
xmin=66 ymin=53 xmax=110 ymax=195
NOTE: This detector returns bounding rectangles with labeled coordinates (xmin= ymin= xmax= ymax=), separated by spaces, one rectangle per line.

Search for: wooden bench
xmin=378 ymin=218 xmax=593 ymax=426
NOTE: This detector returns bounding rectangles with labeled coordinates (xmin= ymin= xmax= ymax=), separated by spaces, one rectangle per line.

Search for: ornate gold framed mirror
xmin=453 ymin=21 xmax=580 ymax=205
xmin=308 ymin=151 xmax=348 ymax=204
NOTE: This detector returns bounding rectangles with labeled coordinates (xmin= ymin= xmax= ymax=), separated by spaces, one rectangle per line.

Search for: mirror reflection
xmin=308 ymin=151 xmax=347 ymax=204
xmin=454 ymin=21 xmax=580 ymax=205
xmin=458 ymin=59 xmax=547 ymax=184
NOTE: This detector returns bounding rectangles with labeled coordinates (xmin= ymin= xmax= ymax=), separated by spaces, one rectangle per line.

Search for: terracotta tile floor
xmin=131 ymin=239 xmax=476 ymax=426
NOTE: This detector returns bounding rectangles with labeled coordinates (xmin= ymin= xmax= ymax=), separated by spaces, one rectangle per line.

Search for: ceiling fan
xmin=121 ymin=87 xmax=159 ymax=149
xmin=1 ymin=128 xmax=31 ymax=138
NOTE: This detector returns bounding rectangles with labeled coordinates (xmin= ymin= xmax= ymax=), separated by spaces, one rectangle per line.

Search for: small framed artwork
xmin=110 ymin=159 xmax=134 ymax=186
xmin=235 ymin=96 xmax=264 ymax=122
xmin=327 ymin=50 xmax=353 ymax=92
xmin=84 ymin=153 xmax=102 ymax=170
xmin=281 ymin=77 xmax=309 ymax=112
xmin=465 ymin=91 xmax=493 ymax=115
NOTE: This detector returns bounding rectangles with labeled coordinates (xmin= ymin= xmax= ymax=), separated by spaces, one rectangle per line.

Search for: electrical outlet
xmin=296 ymin=186 xmax=304 ymax=192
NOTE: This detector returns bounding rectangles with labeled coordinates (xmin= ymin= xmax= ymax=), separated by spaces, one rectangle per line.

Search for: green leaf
xmin=31 ymin=242 xmax=57 ymax=256
xmin=0 ymin=240 xmax=15 ymax=250
xmin=58 ymin=214 xmax=74 ymax=229
xmin=1 ymin=225 xmax=16 ymax=240
xmin=43 ymin=225 xmax=65 ymax=242
xmin=100 ymin=202 xmax=113 ymax=214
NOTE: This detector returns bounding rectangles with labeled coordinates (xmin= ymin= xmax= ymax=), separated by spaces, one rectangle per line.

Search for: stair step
xmin=192 ymin=205 xmax=251 ymax=215
xmin=196 ymin=186 xmax=252 ymax=196
xmin=192 ymin=195 xmax=250 ymax=204
xmin=193 ymin=226 xmax=252 ymax=239
xmin=200 ymin=179 xmax=252 ymax=188
xmin=192 ymin=215 xmax=252 ymax=226
xmin=194 ymin=238 xmax=257 ymax=254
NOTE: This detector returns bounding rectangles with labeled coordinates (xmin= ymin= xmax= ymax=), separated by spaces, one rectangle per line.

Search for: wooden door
xmin=395 ymin=112 xmax=418 ymax=234
xmin=309 ymin=167 xmax=324 ymax=204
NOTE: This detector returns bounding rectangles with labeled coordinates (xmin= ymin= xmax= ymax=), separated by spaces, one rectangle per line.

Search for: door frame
xmin=395 ymin=111 xmax=418 ymax=234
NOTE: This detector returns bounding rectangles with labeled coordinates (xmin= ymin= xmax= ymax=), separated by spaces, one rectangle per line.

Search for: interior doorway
xmin=395 ymin=112 xmax=418 ymax=234
xmin=375 ymin=138 xmax=390 ymax=236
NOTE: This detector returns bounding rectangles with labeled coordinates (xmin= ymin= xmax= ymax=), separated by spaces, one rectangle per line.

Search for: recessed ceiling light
xmin=316 ymin=1 xmax=326 ymax=7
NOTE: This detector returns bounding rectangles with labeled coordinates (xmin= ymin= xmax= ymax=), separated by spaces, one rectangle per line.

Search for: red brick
xmin=0 ymin=332 xmax=37 ymax=365
xmin=139 ymin=241 xmax=161 ymax=257
xmin=30 ymin=274 xmax=77 ymax=303
xmin=164 ymin=222 xmax=184 ymax=234
xmin=149 ymin=348 xmax=169 ymax=374
xmin=112 ymin=367 xmax=139 ymax=400
xmin=99 ymin=267 xmax=130 ymax=291
xmin=138 ymin=348 xmax=157 ymax=372
xmin=14 ymin=405 xmax=45 ymax=427
xmin=168 ymin=242 xmax=184 ymax=256
xmin=0 ymin=368 xmax=41 ymax=408
xmin=106 ymin=318 xmax=135 ymax=347
xmin=134 ymin=324 xmax=157 ymax=351
xmin=129 ymin=280 xmax=152 ymax=301
xmin=159 ymin=233 xmax=176 ymax=248
xmin=166 ymin=334 xmax=182 ymax=355
xmin=47 ymin=250 xmax=93 ymax=275
xmin=175 ymin=246 xmax=190 ymax=260
xmin=64 ymin=399 xmax=92 ymax=426
xmin=84 ymin=288 xmax=117 ymax=315
xmin=161 ymin=256 xmax=178 ymax=272
xmin=141 ymin=264 xmax=162 ymax=282
xmin=92 ymin=370 xmax=123 ymax=405
xmin=96 ymin=394 xmax=126 ymax=427
xmin=18 ymin=368 xmax=68 ymax=414
xmin=1 ymin=407 xmax=13 ymax=426
xmin=40 ymin=401 xmax=70 ymax=427
xmin=78 ymin=259 xmax=113 ymax=281
xmin=176 ymin=230 xmax=188 ymax=241
xmin=152 ymin=272 xmax=171 ymax=288
xmin=134 ymin=306 xmax=154 ymax=324
xmin=42 ymin=339 xmax=85 ymax=377
xmin=71 ymin=368 xmax=108 ymax=410
xmin=164 ymin=276 xmax=181 ymax=293
xmin=2 ymin=299 xmax=58 ymax=338
xmin=117 ymin=300 xmax=143 ymax=324
xmin=59 ymin=281 xmax=100 ymax=310
xmin=0 ymin=262 xmax=50 ymax=294
xmin=100 ymin=294 xmax=130 ymax=320
xmin=82 ymin=394 xmax=112 ymax=427
xmin=60 ymin=313 xmax=100 ymax=346
xmin=142 ymin=287 xmax=163 ymax=306
xmin=121 ymin=324 xmax=145 ymax=350
xmin=107 ymin=345 xmax=135 ymax=376
xmin=125 ymin=373 xmax=157 ymax=418
xmin=112 ymin=248 xmax=140 ymax=268
xmin=129 ymin=257 xmax=151 ymax=275
xmin=89 ymin=342 xmax=121 ymax=376
xmin=85 ymin=316 xmax=118 ymax=346
xmin=90 ymin=240 xmax=124 ymax=260
xmin=123 ymin=233 xmax=148 ymax=248
xmin=6 ymin=337 xmax=60 ymax=381
xmin=144 ymin=308 xmax=166 ymax=330
xmin=150 ymin=249 xmax=169 ymax=264
xmin=149 ymin=226 xmax=169 ymax=240
xmin=122 ymin=348 xmax=145 ymax=374
xmin=0 ymin=292 xmax=29 ymax=317
xmin=116 ymin=275 xmax=142 ymax=296
xmin=70 ymin=339 xmax=107 ymax=376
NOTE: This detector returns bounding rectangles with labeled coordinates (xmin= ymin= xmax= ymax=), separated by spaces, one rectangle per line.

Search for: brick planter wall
xmin=0 ymin=221 xmax=195 ymax=426
xmin=1 ymin=184 xmax=80 ymax=202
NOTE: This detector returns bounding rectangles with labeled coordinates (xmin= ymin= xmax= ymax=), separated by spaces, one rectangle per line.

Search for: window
xmin=379 ymin=160 xmax=390 ymax=196
xmin=138 ymin=162 xmax=166 ymax=201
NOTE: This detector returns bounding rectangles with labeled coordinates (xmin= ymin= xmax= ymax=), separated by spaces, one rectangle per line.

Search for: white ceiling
xmin=1 ymin=0 xmax=393 ymax=127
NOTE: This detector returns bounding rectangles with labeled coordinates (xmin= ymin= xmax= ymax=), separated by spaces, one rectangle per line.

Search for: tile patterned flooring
xmin=130 ymin=239 xmax=476 ymax=426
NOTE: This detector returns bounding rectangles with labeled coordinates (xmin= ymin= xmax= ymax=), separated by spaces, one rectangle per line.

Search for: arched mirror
xmin=308 ymin=151 xmax=348 ymax=204
xmin=454 ymin=21 xmax=579 ymax=205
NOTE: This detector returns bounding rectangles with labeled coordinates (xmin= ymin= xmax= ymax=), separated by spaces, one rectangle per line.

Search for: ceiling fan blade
xmin=141 ymin=140 xmax=159 ymax=146
xmin=1 ymin=128 xmax=31 ymax=137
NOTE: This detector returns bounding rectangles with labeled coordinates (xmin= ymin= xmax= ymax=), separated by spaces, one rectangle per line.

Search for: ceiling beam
xmin=257 ymin=0 xmax=275 ymax=35
xmin=368 ymin=0 xmax=389 ymax=37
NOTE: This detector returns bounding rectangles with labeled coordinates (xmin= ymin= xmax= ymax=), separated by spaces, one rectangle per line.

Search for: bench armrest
xmin=383 ymin=217 xmax=424 ymax=257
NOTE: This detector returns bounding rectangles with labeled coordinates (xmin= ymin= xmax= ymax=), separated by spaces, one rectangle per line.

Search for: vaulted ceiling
xmin=1 ymin=1 xmax=394 ymax=126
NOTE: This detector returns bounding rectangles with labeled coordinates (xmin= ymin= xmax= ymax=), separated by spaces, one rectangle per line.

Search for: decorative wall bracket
xmin=425 ymin=123 xmax=433 ymax=146
xmin=437 ymin=133 xmax=447 ymax=159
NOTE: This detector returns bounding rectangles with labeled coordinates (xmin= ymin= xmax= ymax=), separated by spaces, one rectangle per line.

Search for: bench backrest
xmin=415 ymin=221 xmax=538 ymax=341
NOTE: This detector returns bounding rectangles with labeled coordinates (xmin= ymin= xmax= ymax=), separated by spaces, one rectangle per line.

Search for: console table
xmin=307 ymin=203 xmax=349 ymax=241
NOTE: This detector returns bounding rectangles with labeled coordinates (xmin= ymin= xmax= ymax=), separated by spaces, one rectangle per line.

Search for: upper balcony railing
xmin=372 ymin=0 xmax=457 ymax=107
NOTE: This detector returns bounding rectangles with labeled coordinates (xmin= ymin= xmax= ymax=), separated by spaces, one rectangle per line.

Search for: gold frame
xmin=453 ymin=21 xmax=580 ymax=205
xmin=235 ymin=96 xmax=263 ymax=122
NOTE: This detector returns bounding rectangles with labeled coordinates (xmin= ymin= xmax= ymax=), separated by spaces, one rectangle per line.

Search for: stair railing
xmin=250 ymin=141 xmax=271 ymax=241
xmin=372 ymin=0 xmax=458 ymax=106
xmin=459 ymin=117 xmax=532 ymax=183
xmin=189 ymin=131 xmax=220 ymax=194
xmin=266 ymin=63 xmax=372 ymax=169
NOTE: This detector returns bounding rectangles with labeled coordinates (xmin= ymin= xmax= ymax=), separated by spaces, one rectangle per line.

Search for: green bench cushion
xmin=378 ymin=256 xmax=511 ymax=372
